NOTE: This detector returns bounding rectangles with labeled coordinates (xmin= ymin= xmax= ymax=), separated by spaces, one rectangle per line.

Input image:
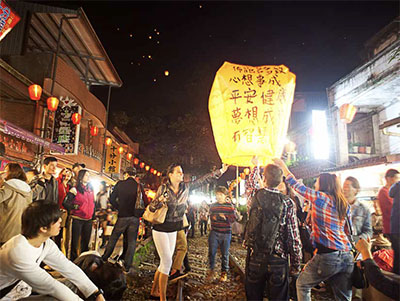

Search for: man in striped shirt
xmin=206 ymin=186 xmax=238 ymax=282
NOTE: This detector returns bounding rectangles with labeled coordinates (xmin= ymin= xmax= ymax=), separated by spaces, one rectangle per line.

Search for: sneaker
xmin=169 ymin=271 xmax=188 ymax=283
xmin=219 ymin=271 xmax=228 ymax=282
xmin=205 ymin=270 xmax=214 ymax=282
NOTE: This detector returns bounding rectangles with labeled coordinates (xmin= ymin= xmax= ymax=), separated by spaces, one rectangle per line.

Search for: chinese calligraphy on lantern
xmin=209 ymin=62 xmax=296 ymax=166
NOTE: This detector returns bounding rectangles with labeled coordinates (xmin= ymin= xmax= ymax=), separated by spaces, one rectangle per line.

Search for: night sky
xmin=78 ymin=1 xmax=399 ymax=119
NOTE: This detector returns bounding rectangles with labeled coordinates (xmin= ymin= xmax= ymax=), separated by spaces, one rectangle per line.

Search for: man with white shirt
xmin=0 ymin=202 xmax=105 ymax=301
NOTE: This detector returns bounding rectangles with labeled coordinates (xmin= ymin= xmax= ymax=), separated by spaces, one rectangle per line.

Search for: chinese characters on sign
xmin=0 ymin=1 xmax=20 ymax=42
xmin=209 ymin=62 xmax=296 ymax=166
xmin=105 ymin=143 xmax=121 ymax=174
xmin=52 ymin=96 xmax=81 ymax=154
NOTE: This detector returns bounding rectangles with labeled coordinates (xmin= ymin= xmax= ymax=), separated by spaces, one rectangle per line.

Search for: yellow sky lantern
xmin=208 ymin=62 xmax=296 ymax=167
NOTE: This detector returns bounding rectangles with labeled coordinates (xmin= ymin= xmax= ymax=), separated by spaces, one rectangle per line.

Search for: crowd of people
xmin=0 ymin=156 xmax=400 ymax=301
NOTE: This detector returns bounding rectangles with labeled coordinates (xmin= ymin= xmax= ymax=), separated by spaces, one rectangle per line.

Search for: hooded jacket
xmin=0 ymin=179 xmax=32 ymax=243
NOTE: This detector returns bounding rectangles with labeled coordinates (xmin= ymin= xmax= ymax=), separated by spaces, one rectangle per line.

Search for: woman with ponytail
xmin=273 ymin=158 xmax=354 ymax=301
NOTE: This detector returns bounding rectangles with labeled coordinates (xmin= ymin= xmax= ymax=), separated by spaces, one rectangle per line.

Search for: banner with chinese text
xmin=52 ymin=96 xmax=81 ymax=154
xmin=209 ymin=62 xmax=296 ymax=167
xmin=105 ymin=143 xmax=120 ymax=174
xmin=0 ymin=1 xmax=20 ymax=42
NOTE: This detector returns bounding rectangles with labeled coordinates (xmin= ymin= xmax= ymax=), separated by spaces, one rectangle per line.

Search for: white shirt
xmin=0 ymin=235 xmax=97 ymax=300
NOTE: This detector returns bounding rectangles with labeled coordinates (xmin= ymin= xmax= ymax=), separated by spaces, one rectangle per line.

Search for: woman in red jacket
xmin=54 ymin=168 xmax=73 ymax=250
xmin=63 ymin=169 xmax=95 ymax=261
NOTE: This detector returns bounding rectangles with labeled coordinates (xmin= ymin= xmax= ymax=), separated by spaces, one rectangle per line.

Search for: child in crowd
xmin=206 ymin=186 xmax=237 ymax=282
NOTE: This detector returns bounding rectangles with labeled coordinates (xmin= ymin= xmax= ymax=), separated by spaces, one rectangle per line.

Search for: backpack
xmin=245 ymin=189 xmax=286 ymax=254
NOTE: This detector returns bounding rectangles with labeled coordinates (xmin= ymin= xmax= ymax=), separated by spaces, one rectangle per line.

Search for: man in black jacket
xmin=102 ymin=167 xmax=146 ymax=273
xmin=30 ymin=157 xmax=58 ymax=204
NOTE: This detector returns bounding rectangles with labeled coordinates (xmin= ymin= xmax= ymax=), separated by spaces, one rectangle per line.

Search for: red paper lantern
xmin=47 ymin=97 xmax=59 ymax=112
xmin=105 ymin=137 xmax=112 ymax=146
xmin=133 ymin=158 xmax=139 ymax=165
xmin=90 ymin=126 xmax=99 ymax=136
xmin=244 ymin=168 xmax=250 ymax=175
xmin=71 ymin=113 xmax=81 ymax=125
xmin=28 ymin=84 xmax=42 ymax=101
xmin=145 ymin=165 xmax=150 ymax=171
xmin=339 ymin=104 xmax=357 ymax=124
xmin=140 ymin=162 xmax=145 ymax=169
xmin=150 ymin=168 xmax=154 ymax=173
xmin=118 ymin=146 xmax=124 ymax=154
xmin=127 ymin=153 xmax=133 ymax=160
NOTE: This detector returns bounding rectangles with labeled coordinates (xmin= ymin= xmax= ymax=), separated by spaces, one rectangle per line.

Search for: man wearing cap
xmin=102 ymin=167 xmax=146 ymax=273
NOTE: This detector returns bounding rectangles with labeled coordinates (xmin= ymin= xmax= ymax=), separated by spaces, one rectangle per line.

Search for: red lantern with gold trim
xmin=127 ymin=153 xmax=133 ymax=160
xmin=339 ymin=104 xmax=357 ymax=124
xmin=145 ymin=165 xmax=150 ymax=171
xmin=47 ymin=97 xmax=59 ymax=112
xmin=140 ymin=162 xmax=145 ymax=169
xmin=118 ymin=146 xmax=124 ymax=154
xmin=28 ymin=84 xmax=42 ymax=101
xmin=90 ymin=126 xmax=99 ymax=136
xmin=71 ymin=113 xmax=81 ymax=125
xmin=133 ymin=158 xmax=139 ymax=165
xmin=105 ymin=137 xmax=112 ymax=146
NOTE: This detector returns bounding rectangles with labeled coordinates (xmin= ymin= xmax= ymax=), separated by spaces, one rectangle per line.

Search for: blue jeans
xmin=102 ymin=216 xmax=140 ymax=270
xmin=208 ymin=230 xmax=231 ymax=272
xmin=296 ymin=251 xmax=354 ymax=301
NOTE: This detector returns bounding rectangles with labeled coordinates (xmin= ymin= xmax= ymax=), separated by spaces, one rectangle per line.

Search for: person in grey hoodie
xmin=0 ymin=163 xmax=32 ymax=245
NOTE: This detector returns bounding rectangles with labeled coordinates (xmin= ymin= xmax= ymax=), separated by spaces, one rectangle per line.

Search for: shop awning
xmin=0 ymin=118 xmax=64 ymax=153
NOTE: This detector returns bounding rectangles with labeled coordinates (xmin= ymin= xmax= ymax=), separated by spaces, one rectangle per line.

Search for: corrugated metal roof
xmin=26 ymin=8 xmax=122 ymax=87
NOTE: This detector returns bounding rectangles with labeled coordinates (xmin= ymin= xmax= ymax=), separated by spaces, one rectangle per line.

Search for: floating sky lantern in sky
xmin=28 ymin=84 xmax=42 ymax=101
xmin=208 ymin=62 xmax=296 ymax=167
xmin=339 ymin=104 xmax=357 ymax=124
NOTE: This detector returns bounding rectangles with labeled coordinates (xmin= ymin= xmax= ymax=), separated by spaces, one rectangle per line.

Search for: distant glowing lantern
xmin=140 ymin=162 xmax=145 ymax=169
xmin=145 ymin=165 xmax=150 ymax=171
xmin=118 ymin=146 xmax=124 ymax=154
xmin=208 ymin=62 xmax=296 ymax=166
xmin=150 ymin=168 xmax=154 ymax=173
xmin=133 ymin=158 xmax=139 ymax=165
xmin=90 ymin=126 xmax=99 ymax=136
xmin=28 ymin=84 xmax=42 ymax=101
xmin=339 ymin=104 xmax=357 ymax=124
xmin=164 ymin=70 xmax=169 ymax=76
xmin=157 ymin=172 xmax=161 ymax=177
xmin=244 ymin=168 xmax=250 ymax=175
xmin=127 ymin=153 xmax=133 ymax=160
xmin=105 ymin=137 xmax=112 ymax=146
xmin=47 ymin=97 xmax=59 ymax=112
xmin=153 ymin=170 xmax=157 ymax=175
xmin=71 ymin=113 xmax=81 ymax=125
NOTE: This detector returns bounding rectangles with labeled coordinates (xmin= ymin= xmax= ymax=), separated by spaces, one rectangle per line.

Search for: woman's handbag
xmin=142 ymin=199 xmax=168 ymax=224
